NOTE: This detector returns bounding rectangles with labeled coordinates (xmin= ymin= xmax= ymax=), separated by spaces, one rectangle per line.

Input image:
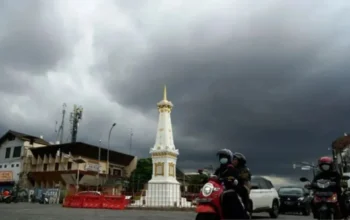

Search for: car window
xmin=251 ymin=177 xmax=260 ymax=188
xmin=258 ymin=179 xmax=268 ymax=189
xmin=303 ymin=188 xmax=310 ymax=195
xmin=278 ymin=187 xmax=303 ymax=196
xmin=265 ymin=180 xmax=274 ymax=189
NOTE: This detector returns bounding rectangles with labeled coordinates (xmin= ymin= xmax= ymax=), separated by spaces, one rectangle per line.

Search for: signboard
xmin=85 ymin=163 xmax=100 ymax=172
xmin=0 ymin=171 xmax=13 ymax=182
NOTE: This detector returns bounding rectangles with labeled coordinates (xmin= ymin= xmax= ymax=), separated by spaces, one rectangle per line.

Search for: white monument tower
xmin=145 ymin=85 xmax=181 ymax=206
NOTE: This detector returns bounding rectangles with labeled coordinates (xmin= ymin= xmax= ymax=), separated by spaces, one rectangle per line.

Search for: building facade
xmin=0 ymin=130 xmax=49 ymax=189
xmin=24 ymin=142 xmax=137 ymax=195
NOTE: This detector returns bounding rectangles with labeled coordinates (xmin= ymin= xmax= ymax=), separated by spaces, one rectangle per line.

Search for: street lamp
xmin=96 ymin=140 xmax=102 ymax=191
xmin=107 ymin=123 xmax=116 ymax=181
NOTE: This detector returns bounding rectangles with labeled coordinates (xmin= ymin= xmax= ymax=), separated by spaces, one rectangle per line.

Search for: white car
xmin=249 ymin=176 xmax=280 ymax=218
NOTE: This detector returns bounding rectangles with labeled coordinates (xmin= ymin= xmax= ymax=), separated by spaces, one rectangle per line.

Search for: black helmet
xmin=233 ymin=152 xmax=246 ymax=166
xmin=216 ymin=149 xmax=233 ymax=161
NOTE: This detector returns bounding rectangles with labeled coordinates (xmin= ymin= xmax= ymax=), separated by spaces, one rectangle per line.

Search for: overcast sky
xmin=1 ymin=0 xmax=349 ymax=183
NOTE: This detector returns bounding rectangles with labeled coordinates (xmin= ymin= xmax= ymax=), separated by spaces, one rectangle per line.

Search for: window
xmin=113 ymin=169 xmax=122 ymax=176
xmin=67 ymin=162 xmax=72 ymax=170
xmin=259 ymin=179 xmax=269 ymax=189
xmin=0 ymin=165 xmax=2 ymax=168
xmin=265 ymin=180 xmax=274 ymax=189
xmin=11 ymin=164 xmax=14 ymax=168
xmin=12 ymin=146 xmax=21 ymax=158
xmin=278 ymin=187 xmax=303 ymax=196
xmin=4 ymin=165 xmax=7 ymax=168
xmin=43 ymin=164 xmax=48 ymax=171
xmin=16 ymin=164 xmax=19 ymax=167
xmin=55 ymin=163 xmax=59 ymax=171
xmin=5 ymin=148 xmax=11 ymax=158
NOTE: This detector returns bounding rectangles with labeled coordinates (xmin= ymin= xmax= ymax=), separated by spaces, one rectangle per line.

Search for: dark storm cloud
xmin=99 ymin=1 xmax=350 ymax=177
xmin=0 ymin=0 xmax=70 ymax=75
xmin=1 ymin=0 xmax=350 ymax=180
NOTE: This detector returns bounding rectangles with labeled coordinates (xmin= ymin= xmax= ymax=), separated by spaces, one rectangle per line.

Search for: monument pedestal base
xmin=145 ymin=181 xmax=181 ymax=207
xmin=132 ymin=180 xmax=193 ymax=207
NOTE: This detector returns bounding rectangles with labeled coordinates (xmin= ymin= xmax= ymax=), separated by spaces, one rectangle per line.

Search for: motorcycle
xmin=195 ymin=175 xmax=248 ymax=220
xmin=300 ymin=176 xmax=350 ymax=220
xmin=39 ymin=193 xmax=49 ymax=204
xmin=2 ymin=194 xmax=18 ymax=203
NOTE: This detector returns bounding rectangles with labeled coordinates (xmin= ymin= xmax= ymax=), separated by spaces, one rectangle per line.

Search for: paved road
xmin=0 ymin=203 xmax=312 ymax=220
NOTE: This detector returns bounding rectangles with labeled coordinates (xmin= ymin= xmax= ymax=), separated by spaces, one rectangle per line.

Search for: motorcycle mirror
xmin=342 ymin=176 xmax=350 ymax=180
xmin=300 ymin=177 xmax=309 ymax=182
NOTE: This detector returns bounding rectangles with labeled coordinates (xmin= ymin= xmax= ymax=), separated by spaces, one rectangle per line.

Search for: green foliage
xmin=128 ymin=158 xmax=153 ymax=191
xmin=188 ymin=174 xmax=208 ymax=185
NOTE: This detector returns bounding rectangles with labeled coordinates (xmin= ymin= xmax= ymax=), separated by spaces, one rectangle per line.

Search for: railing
xmin=123 ymin=183 xmax=203 ymax=208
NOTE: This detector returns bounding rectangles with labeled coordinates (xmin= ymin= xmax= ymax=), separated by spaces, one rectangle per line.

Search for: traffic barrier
xmin=81 ymin=195 xmax=102 ymax=208
xmin=63 ymin=194 xmax=126 ymax=210
xmin=101 ymin=195 xmax=126 ymax=210
xmin=62 ymin=196 xmax=72 ymax=207
xmin=124 ymin=196 xmax=131 ymax=206
xmin=68 ymin=195 xmax=83 ymax=208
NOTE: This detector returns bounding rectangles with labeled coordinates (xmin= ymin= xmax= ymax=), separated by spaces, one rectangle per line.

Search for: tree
xmin=128 ymin=158 xmax=153 ymax=192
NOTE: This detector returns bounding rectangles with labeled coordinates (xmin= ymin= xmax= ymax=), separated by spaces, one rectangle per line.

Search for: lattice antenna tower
xmin=55 ymin=103 xmax=67 ymax=144
xmin=69 ymin=104 xmax=83 ymax=143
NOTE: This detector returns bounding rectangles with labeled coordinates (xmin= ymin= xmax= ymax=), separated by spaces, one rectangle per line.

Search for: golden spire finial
xmin=163 ymin=85 xmax=167 ymax=100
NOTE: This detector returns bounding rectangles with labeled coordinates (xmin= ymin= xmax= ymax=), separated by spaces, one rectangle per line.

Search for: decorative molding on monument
xmin=168 ymin=162 xmax=175 ymax=177
xmin=151 ymin=151 xmax=178 ymax=158
xmin=158 ymin=107 xmax=172 ymax=113
xmin=154 ymin=162 xmax=165 ymax=176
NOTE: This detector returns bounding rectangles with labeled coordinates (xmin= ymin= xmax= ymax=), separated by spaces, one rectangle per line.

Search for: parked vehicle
xmin=195 ymin=175 xmax=248 ymax=220
xmin=300 ymin=176 xmax=350 ymax=220
xmin=278 ymin=186 xmax=312 ymax=215
xmin=38 ymin=193 xmax=49 ymax=204
xmin=2 ymin=194 xmax=18 ymax=203
xmin=249 ymin=176 xmax=280 ymax=218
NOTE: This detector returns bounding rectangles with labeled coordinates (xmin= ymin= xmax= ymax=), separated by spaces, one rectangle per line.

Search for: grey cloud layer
xmin=1 ymin=0 xmax=350 ymax=178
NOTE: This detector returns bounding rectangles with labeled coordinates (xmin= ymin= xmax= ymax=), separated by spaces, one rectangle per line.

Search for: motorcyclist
xmin=310 ymin=156 xmax=347 ymax=219
xmin=214 ymin=149 xmax=248 ymax=218
xmin=2 ymin=189 xmax=10 ymax=197
xmin=232 ymin=152 xmax=252 ymax=215
xmin=214 ymin=149 xmax=239 ymax=184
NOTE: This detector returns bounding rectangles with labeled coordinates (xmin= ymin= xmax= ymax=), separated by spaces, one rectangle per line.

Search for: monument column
xmin=146 ymin=86 xmax=181 ymax=206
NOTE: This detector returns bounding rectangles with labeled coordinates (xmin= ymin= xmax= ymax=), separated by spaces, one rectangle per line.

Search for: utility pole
xmin=129 ymin=128 xmax=133 ymax=154
xmin=56 ymin=103 xmax=66 ymax=144
xmin=106 ymin=123 xmax=116 ymax=183
xmin=132 ymin=173 xmax=135 ymax=195
xmin=96 ymin=140 xmax=101 ymax=191
xmin=137 ymin=174 xmax=140 ymax=192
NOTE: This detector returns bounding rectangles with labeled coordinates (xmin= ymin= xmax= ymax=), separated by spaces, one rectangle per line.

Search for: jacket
xmin=312 ymin=170 xmax=341 ymax=194
xmin=235 ymin=165 xmax=251 ymax=184
xmin=214 ymin=164 xmax=240 ymax=189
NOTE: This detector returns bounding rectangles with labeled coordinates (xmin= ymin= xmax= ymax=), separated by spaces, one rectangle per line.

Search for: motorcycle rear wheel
xmin=195 ymin=213 xmax=220 ymax=220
